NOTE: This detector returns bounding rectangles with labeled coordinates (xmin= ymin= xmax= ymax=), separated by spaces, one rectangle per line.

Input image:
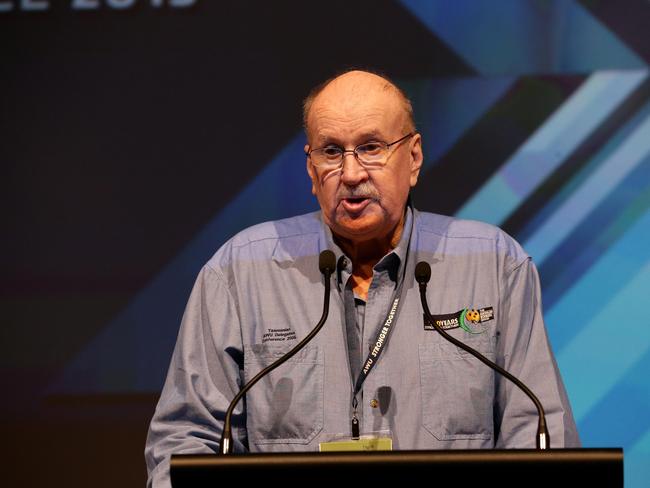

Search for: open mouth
xmin=346 ymin=197 xmax=368 ymax=204
xmin=341 ymin=197 xmax=372 ymax=213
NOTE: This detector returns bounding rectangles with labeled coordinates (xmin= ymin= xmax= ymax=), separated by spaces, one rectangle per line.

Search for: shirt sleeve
xmin=494 ymin=257 xmax=581 ymax=448
xmin=144 ymin=264 xmax=247 ymax=488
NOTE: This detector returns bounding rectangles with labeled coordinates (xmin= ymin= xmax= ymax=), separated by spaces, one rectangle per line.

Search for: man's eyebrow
xmin=313 ymin=132 xmax=343 ymax=147
xmin=358 ymin=130 xmax=385 ymax=141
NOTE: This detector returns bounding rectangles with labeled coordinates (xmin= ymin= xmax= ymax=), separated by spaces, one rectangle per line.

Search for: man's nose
xmin=340 ymin=152 xmax=369 ymax=185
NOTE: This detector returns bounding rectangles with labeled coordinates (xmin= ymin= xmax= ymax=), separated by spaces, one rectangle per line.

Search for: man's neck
xmin=334 ymin=214 xmax=405 ymax=300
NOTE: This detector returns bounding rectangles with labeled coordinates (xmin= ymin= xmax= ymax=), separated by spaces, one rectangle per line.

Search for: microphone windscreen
xmin=415 ymin=261 xmax=431 ymax=284
xmin=319 ymin=250 xmax=336 ymax=275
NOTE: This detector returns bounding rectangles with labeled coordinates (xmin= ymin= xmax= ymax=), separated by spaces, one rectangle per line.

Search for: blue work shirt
xmin=145 ymin=208 xmax=580 ymax=487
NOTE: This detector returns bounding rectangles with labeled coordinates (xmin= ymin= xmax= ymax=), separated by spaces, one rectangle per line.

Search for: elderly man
xmin=145 ymin=70 xmax=579 ymax=487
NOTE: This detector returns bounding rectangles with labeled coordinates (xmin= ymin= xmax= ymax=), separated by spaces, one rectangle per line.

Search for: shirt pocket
xmin=418 ymin=336 xmax=495 ymax=441
xmin=244 ymin=343 xmax=324 ymax=445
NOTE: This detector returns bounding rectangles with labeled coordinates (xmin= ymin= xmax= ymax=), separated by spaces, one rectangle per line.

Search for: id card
xmin=319 ymin=435 xmax=393 ymax=452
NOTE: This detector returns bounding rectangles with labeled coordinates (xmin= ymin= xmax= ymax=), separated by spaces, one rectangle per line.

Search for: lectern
xmin=171 ymin=448 xmax=623 ymax=486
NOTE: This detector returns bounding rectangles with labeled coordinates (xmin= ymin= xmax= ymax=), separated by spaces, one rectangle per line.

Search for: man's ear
xmin=305 ymin=144 xmax=317 ymax=195
xmin=409 ymin=133 xmax=423 ymax=188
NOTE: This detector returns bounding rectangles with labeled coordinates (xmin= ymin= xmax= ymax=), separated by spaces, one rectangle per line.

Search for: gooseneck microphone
xmin=219 ymin=250 xmax=336 ymax=454
xmin=415 ymin=261 xmax=550 ymax=450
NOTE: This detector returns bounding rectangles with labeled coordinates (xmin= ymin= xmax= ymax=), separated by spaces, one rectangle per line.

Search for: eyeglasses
xmin=306 ymin=132 xmax=415 ymax=170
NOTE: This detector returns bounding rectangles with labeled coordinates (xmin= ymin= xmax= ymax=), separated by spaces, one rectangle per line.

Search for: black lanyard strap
xmin=354 ymin=294 xmax=402 ymax=396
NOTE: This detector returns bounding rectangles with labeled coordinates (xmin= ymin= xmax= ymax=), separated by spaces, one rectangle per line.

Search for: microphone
xmin=219 ymin=250 xmax=336 ymax=454
xmin=415 ymin=261 xmax=550 ymax=450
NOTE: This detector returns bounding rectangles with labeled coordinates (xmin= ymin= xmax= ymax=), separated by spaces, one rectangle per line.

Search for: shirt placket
xmin=360 ymin=262 xmax=397 ymax=435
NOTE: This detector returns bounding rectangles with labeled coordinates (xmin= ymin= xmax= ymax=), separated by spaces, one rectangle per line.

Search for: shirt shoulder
xmin=206 ymin=211 xmax=323 ymax=272
xmin=415 ymin=210 xmax=530 ymax=271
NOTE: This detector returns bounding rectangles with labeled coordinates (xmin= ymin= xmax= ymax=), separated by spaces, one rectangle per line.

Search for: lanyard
xmin=349 ymin=223 xmax=412 ymax=439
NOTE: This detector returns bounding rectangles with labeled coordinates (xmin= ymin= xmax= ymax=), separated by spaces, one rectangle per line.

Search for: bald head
xmin=303 ymin=70 xmax=415 ymax=139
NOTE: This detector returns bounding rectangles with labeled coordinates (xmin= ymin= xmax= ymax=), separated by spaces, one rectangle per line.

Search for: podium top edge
xmin=171 ymin=448 xmax=623 ymax=468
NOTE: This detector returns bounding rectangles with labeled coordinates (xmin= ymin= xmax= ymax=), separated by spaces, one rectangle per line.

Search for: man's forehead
xmin=308 ymin=108 xmax=399 ymax=147
xmin=311 ymin=109 xmax=390 ymax=144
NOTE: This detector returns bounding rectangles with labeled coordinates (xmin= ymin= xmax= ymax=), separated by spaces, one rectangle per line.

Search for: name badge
xmin=319 ymin=436 xmax=393 ymax=452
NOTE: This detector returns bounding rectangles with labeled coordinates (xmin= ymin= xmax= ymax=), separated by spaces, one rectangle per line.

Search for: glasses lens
xmin=311 ymin=147 xmax=342 ymax=167
xmin=356 ymin=142 xmax=388 ymax=165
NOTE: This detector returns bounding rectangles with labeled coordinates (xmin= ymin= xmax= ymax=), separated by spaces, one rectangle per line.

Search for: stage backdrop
xmin=2 ymin=1 xmax=648 ymax=486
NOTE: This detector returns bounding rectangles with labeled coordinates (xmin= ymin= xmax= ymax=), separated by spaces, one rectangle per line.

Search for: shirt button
xmin=370 ymin=399 xmax=379 ymax=408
